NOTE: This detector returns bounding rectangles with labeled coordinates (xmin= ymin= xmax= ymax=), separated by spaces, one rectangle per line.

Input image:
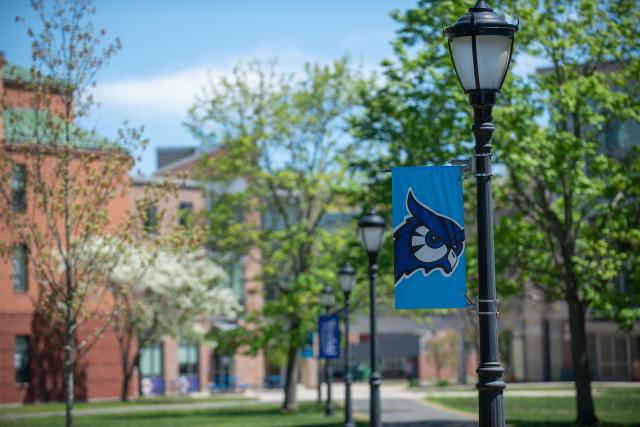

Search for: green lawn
xmin=427 ymin=387 xmax=640 ymax=426
xmin=0 ymin=395 xmax=250 ymax=417
xmin=0 ymin=403 xmax=364 ymax=427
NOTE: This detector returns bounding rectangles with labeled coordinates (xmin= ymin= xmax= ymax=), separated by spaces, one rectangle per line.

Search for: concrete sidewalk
xmin=256 ymin=382 xmax=477 ymax=426
xmin=354 ymin=397 xmax=476 ymax=427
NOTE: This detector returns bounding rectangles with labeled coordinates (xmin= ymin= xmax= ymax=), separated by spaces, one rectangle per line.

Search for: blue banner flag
xmin=318 ymin=314 xmax=340 ymax=359
xmin=393 ymin=166 xmax=467 ymax=310
xmin=301 ymin=331 xmax=314 ymax=359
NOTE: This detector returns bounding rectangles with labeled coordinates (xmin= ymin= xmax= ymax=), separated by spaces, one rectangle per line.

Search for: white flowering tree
xmin=96 ymin=240 xmax=240 ymax=400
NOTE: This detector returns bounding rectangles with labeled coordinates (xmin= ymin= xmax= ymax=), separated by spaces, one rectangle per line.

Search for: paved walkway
xmin=1 ymin=383 xmax=477 ymax=426
xmin=354 ymin=397 xmax=476 ymax=427
xmin=257 ymin=382 xmax=477 ymax=426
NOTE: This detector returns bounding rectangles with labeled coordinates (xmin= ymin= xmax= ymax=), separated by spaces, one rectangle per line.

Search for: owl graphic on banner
xmin=392 ymin=166 xmax=467 ymax=310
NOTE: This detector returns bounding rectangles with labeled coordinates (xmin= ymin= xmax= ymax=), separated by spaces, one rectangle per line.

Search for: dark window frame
xmin=14 ymin=336 xmax=30 ymax=384
xmin=12 ymin=243 xmax=28 ymax=292
xmin=178 ymin=341 xmax=199 ymax=376
xmin=11 ymin=163 xmax=27 ymax=213
xmin=178 ymin=201 xmax=194 ymax=226
xmin=145 ymin=205 xmax=158 ymax=234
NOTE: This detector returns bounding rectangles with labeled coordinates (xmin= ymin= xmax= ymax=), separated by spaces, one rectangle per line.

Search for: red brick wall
xmin=0 ymin=61 xmax=136 ymax=403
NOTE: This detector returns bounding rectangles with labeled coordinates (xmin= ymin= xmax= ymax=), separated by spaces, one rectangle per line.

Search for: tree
xmin=426 ymin=331 xmax=459 ymax=380
xmin=186 ymin=59 xmax=363 ymax=410
xmin=495 ymin=1 xmax=640 ymax=423
xmin=101 ymin=240 xmax=240 ymax=401
xmin=352 ymin=0 xmax=640 ymax=424
xmin=0 ymin=1 xmax=142 ymax=425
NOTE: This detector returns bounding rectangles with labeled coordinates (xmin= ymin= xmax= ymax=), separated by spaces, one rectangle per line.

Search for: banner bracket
xmin=449 ymin=158 xmax=476 ymax=182
xmin=465 ymin=296 xmax=500 ymax=316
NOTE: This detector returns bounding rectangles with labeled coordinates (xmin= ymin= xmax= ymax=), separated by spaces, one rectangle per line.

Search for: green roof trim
xmin=3 ymin=108 xmax=119 ymax=151
xmin=3 ymin=63 xmax=34 ymax=84
xmin=3 ymin=62 xmax=68 ymax=88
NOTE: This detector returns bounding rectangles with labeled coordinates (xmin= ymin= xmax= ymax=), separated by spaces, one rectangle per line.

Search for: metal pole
xmin=317 ymin=362 xmax=322 ymax=405
xmin=325 ymin=307 xmax=335 ymax=417
xmin=368 ymin=254 xmax=381 ymax=427
xmin=344 ymin=292 xmax=355 ymax=427
xmin=470 ymin=91 xmax=505 ymax=427
xmin=325 ymin=361 xmax=334 ymax=416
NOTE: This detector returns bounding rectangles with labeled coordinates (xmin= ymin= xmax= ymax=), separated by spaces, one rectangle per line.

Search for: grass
xmin=427 ymin=387 xmax=640 ymax=426
xmin=0 ymin=395 xmax=250 ymax=417
xmin=0 ymin=403 xmax=364 ymax=427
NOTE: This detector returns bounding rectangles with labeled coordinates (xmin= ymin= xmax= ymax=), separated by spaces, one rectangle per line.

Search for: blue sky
xmin=1 ymin=1 xmax=544 ymax=175
xmin=1 ymin=0 xmax=418 ymax=175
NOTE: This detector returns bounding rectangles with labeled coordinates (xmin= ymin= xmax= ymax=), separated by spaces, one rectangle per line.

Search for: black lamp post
xmin=338 ymin=263 xmax=356 ymax=427
xmin=445 ymin=2 xmax=517 ymax=427
xmin=319 ymin=285 xmax=336 ymax=417
xmin=358 ymin=212 xmax=386 ymax=427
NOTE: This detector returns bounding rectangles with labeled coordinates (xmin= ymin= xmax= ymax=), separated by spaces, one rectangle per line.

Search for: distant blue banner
xmin=393 ymin=166 xmax=467 ymax=310
xmin=301 ymin=331 xmax=314 ymax=359
xmin=318 ymin=314 xmax=340 ymax=359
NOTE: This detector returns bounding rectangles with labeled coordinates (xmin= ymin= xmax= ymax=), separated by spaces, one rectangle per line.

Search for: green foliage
xmin=352 ymin=0 xmax=639 ymax=423
xmin=187 ymin=58 xmax=367 ymax=407
xmin=492 ymin=0 xmax=640 ymax=330
xmin=353 ymin=0 xmax=640 ymax=325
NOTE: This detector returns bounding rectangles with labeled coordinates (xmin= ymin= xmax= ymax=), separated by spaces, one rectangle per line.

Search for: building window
xmin=145 ymin=205 xmax=158 ymax=234
xmin=178 ymin=202 xmax=193 ymax=226
xmin=14 ymin=336 xmax=29 ymax=384
xmin=178 ymin=341 xmax=199 ymax=376
xmin=227 ymin=258 xmax=245 ymax=305
xmin=140 ymin=342 xmax=163 ymax=378
xmin=12 ymin=244 xmax=28 ymax=292
xmin=11 ymin=163 xmax=26 ymax=212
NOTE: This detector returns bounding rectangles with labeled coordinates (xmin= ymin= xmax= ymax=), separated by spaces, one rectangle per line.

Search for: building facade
xmin=130 ymin=148 xmax=266 ymax=396
xmin=0 ymin=57 xmax=136 ymax=404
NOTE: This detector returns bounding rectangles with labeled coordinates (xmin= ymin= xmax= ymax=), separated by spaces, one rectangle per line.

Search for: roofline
xmin=131 ymin=175 xmax=202 ymax=189
xmin=155 ymin=148 xmax=220 ymax=175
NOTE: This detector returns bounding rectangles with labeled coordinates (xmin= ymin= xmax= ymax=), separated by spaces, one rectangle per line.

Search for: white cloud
xmin=93 ymin=66 xmax=212 ymax=116
xmin=92 ymin=44 xmax=333 ymax=116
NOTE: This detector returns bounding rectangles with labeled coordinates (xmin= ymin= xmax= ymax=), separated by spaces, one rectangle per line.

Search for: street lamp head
xmin=338 ymin=263 xmax=356 ymax=294
xmin=357 ymin=211 xmax=386 ymax=255
xmin=445 ymin=0 xmax=518 ymax=93
xmin=319 ymin=285 xmax=336 ymax=309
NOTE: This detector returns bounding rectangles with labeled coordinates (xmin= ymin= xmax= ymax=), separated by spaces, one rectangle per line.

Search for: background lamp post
xmin=338 ymin=263 xmax=356 ymax=427
xmin=445 ymin=2 xmax=518 ymax=427
xmin=319 ymin=285 xmax=336 ymax=417
xmin=358 ymin=212 xmax=385 ymax=427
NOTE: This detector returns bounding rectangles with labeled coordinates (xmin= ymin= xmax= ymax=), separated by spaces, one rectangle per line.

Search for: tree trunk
xmin=121 ymin=351 xmax=139 ymax=402
xmin=566 ymin=293 xmax=597 ymax=425
xmin=282 ymin=341 xmax=300 ymax=411
xmin=64 ymin=318 xmax=74 ymax=427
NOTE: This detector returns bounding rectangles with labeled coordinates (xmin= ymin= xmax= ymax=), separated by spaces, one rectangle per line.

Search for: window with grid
xmin=145 ymin=205 xmax=158 ymax=234
xmin=14 ymin=336 xmax=29 ymax=384
xmin=11 ymin=163 xmax=26 ymax=212
xmin=178 ymin=202 xmax=193 ymax=226
xmin=178 ymin=341 xmax=199 ymax=376
xmin=12 ymin=244 xmax=28 ymax=292
xmin=140 ymin=342 xmax=163 ymax=377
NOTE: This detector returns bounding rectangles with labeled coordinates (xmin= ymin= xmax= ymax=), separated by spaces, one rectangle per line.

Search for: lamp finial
xmin=471 ymin=0 xmax=492 ymax=11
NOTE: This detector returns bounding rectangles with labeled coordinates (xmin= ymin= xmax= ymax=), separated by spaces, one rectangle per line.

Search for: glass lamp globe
xmin=357 ymin=212 xmax=386 ymax=254
xmin=338 ymin=263 xmax=356 ymax=294
xmin=445 ymin=0 xmax=518 ymax=93
xmin=319 ymin=285 xmax=336 ymax=309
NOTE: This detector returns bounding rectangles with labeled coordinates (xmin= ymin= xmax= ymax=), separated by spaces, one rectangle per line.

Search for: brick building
xmin=0 ymin=56 xmax=136 ymax=404
xmin=130 ymin=148 xmax=266 ymax=395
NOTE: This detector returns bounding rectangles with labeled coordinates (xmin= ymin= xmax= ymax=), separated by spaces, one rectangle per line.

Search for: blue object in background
xmin=393 ymin=166 xmax=467 ymax=310
xmin=318 ymin=314 xmax=340 ymax=359
xmin=301 ymin=331 xmax=314 ymax=359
